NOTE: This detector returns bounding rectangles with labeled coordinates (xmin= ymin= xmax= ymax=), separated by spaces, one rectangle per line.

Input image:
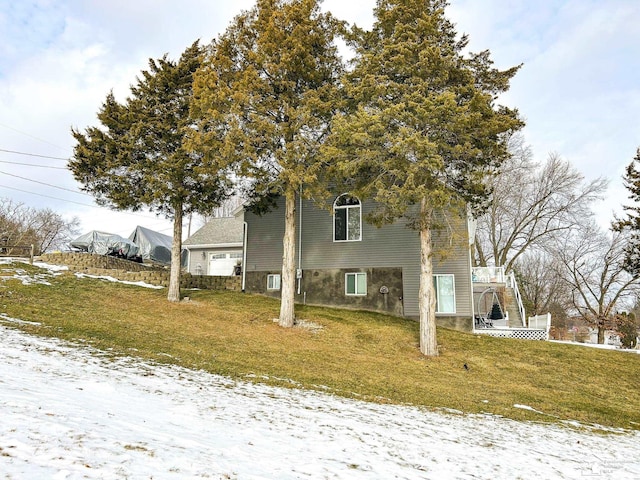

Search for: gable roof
xmin=183 ymin=216 xmax=244 ymax=248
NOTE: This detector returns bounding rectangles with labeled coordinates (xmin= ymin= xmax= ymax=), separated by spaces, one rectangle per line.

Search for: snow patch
xmin=550 ymin=340 xmax=640 ymax=353
xmin=513 ymin=404 xmax=547 ymax=415
xmin=0 ymin=259 xmax=68 ymax=286
xmin=0 ymin=313 xmax=41 ymax=326
xmin=74 ymin=272 xmax=164 ymax=289
xmin=32 ymin=261 xmax=69 ymax=272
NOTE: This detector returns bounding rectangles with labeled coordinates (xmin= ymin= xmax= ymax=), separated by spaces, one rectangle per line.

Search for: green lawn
xmin=3 ymin=261 xmax=640 ymax=431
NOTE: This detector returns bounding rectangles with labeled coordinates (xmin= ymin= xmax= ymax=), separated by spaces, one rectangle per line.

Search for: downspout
xmin=467 ymin=206 xmax=477 ymax=330
xmin=297 ymin=186 xmax=303 ymax=295
xmin=186 ymin=248 xmax=191 ymax=274
xmin=242 ymin=221 xmax=248 ymax=292
xmin=468 ymin=247 xmax=476 ymax=330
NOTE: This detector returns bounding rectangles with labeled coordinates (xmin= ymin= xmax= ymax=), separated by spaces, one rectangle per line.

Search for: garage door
xmin=208 ymin=252 xmax=241 ymax=276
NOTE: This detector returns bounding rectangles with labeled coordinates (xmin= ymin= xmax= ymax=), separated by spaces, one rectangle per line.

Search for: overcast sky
xmin=0 ymin=0 xmax=638 ymax=240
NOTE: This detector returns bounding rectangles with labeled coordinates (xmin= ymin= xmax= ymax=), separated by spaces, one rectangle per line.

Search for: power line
xmin=0 ymin=184 xmax=98 ymax=208
xmin=0 ymin=183 xmax=165 ymax=221
xmin=0 ymin=169 xmax=90 ymax=196
xmin=0 ymin=123 xmax=69 ymax=152
xmin=0 ymin=148 xmax=69 ymax=162
xmin=0 ymin=160 xmax=68 ymax=170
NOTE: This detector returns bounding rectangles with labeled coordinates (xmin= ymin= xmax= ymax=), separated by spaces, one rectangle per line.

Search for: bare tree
xmin=0 ymin=198 xmax=80 ymax=254
xmin=200 ymin=195 xmax=244 ymax=221
xmin=553 ymin=223 xmax=639 ymax=344
xmin=474 ymin=134 xmax=608 ymax=272
xmin=0 ymin=198 xmax=28 ymax=250
xmin=31 ymin=209 xmax=81 ymax=253
xmin=513 ymin=250 xmax=570 ymax=318
xmin=186 ymin=195 xmax=245 ymax=238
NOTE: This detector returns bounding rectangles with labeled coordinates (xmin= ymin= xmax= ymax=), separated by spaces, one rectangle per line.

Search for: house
xmin=242 ymin=195 xmax=475 ymax=331
xmin=183 ymin=216 xmax=244 ymax=276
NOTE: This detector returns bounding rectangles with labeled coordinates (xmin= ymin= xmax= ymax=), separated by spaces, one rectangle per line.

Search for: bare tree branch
xmin=552 ymin=223 xmax=640 ymax=343
xmin=474 ymin=134 xmax=607 ymax=272
xmin=0 ymin=198 xmax=80 ymax=254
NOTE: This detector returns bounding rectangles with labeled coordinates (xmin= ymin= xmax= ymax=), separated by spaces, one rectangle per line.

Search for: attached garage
xmin=183 ymin=216 xmax=244 ymax=277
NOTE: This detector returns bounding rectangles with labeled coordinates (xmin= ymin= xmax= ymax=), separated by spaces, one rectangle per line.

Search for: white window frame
xmin=267 ymin=274 xmax=281 ymax=291
xmin=333 ymin=194 xmax=362 ymax=242
xmin=345 ymin=272 xmax=367 ymax=296
xmin=433 ymin=274 xmax=456 ymax=314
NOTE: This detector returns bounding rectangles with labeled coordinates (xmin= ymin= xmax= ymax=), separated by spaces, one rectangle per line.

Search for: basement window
xmin=345 ymin=272 xmax=367 ymax=296
xmin=433 ymin=274 xmax=456 ymax=313
xmin=267 ymin=274 xmax=281 ymax=291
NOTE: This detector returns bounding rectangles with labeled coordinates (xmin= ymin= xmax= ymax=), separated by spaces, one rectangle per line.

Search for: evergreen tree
xmin=70 ymin=42 xmax=231 ymax=302
xmin=322 ymin=0 xmax=523 ymax=355
xmin=613 ymin=148 xmax=640 ymax=274
xmin=615 ymin=312 xmax=638 ymax=349
xmin=189 ymin=0 xmax=344 ymax=327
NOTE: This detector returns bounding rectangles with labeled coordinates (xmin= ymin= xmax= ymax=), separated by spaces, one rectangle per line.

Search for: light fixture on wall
xmin=201 ymin=251 xmax=206 ymax=259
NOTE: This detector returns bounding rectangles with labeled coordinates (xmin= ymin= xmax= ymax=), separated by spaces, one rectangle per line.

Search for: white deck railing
xmin=474 ymin=313 xmax=551 ymax=341
xmin=528 ymin=313 xmax=551 ymax=332
xmin=506 ymin=273 xmax=526 ymax=328
xmin=472 ymin=266 xmax=526 ymax=328
xmin=472 ymin=266 xmax=552 ymax=340
xmin=472 ymin=266 xmax=506 ymax=284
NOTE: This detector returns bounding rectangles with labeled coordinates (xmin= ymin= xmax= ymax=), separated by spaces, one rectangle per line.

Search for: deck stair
xmin=472 ymin=266 xmax=550 ymax=340
xmin=503 ymin=286 xmax=524 ymax=327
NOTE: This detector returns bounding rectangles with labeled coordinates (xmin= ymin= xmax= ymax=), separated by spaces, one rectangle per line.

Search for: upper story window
xmin=333 ymin=194 xmax=361 ymax=242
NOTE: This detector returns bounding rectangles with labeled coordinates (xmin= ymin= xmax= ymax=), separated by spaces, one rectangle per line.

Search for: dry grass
xmin=3 ymin=262 xmax=640 ymax=430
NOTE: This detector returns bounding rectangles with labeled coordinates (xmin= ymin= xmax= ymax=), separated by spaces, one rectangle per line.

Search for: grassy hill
xmin=3 ymin=261 xmax=640 ymax=431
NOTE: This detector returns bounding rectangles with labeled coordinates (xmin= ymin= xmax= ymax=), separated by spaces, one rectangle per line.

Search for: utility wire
xmin=0 ymin=169 xmax=91 ymax=196
xmin=0 ymin=148 xmax=69 ymax=162
xmin=0 ymin=184 xmax=165 ymax=221
xmin=0 ymin=160 xmax=68 ymax=170
xmin=0 ymin=184 xmax=98 ymax=208
xmin=0 ymin=123 xmax=69 ymax=152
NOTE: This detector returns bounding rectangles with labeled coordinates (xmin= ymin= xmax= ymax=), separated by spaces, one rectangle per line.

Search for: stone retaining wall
xmin=40 ymin=252 xmax=241 ymax=291
xmin=42 ymin=252 xmax=159 ymax=272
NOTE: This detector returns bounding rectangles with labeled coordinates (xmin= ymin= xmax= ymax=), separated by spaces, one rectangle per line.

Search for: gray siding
xmin=186 ymin=247 xmax=207 ymax=275
xmin=245 ymin=197 xmax=473 ymax=321
xmin=245 ymin=200 xmax=287 ymax=272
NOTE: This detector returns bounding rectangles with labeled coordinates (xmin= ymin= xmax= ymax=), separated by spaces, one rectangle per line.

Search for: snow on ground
xmin=1 ymin=324 xmax=639 ymax=480
xmin=1 ymin=258 xmax=640 ymax=479
xmin=74 ymin=272 xmax=165 ymax=290
xmin=550 ymin=340 xmax=640 ymax=353
xmin=1 ymin=258 xmax=67 ymax=287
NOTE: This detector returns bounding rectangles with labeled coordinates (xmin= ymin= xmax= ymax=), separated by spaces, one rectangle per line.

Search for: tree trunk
xmin=167 ymin=204 xmax=183 ymax=302
xmin=597 ymin=320 xmax=605 ymax=344
xmin=419 ymin=199 xmax=438 ymax=356
xmin=473 ymin=235 xmax=487 ymax=267
xmin=279 ymin=187 xmax=296 ymax=327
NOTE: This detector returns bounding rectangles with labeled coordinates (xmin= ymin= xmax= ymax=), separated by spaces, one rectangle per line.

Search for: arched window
xmin=333 ymin=194 xmax=361 ymax=242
